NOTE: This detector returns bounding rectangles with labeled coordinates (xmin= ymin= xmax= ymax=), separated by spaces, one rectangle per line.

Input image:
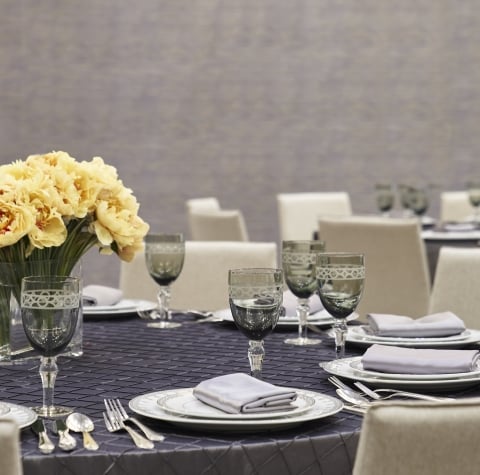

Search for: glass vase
xmin=0 ymin=259 xmax=83 ymax=363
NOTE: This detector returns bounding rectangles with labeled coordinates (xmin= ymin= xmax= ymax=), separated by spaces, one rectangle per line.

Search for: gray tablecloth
xmin=1 ymin=313 xmax=478 ymax=475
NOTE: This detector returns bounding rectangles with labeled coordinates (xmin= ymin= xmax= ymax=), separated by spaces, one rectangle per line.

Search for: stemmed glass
xmin=144 ymin=233 xmax=185 ymax=329
xmin=282 ymin=240 xmax=325 ymax=346
xmin=21 ymin=275 xmax=81 ymax=417
xmin=316 ymin=253 xmax=365 ymax=359
xmin=409 ymin=187 xmax=429 ymax=219
xmin=228 ymin=268 xmax=283 ymax=379
xmin=467 ymin=181 xmax=480 ymax=224
xmin=398 ymin=184 xmax=414 ymax=217
xmin=375 ymin=184 xmax=395 ymax=217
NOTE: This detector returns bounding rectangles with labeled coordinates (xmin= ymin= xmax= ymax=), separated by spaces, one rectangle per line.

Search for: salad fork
xmin=104 ymin=398 xmax=165 ymax=442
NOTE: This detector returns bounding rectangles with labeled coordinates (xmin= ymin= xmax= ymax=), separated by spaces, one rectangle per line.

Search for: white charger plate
xmin=156 ymin=387 xmax=315 ymax=420
xmin=0 ymin=402 xmax=37 ymax=429
xmin=348 ymin=358 xmax=480 ymax=381
xmin=321 ymin=356 xmax=480 ymax=390
xmin=343 ymin=327 xmax=480 ymax=348
xmin=129 ymin=388 xmax=343 ymax=432
xmin=217 ymin=309 xmax=358 ymax=328
xmin=83 ymin=299 xmax=156 ymax=317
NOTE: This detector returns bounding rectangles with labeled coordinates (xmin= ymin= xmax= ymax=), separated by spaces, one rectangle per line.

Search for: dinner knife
xmin=31 ymin=419 xmax=55 ymax=454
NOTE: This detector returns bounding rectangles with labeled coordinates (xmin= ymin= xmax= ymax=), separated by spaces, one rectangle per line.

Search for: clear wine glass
xmin=282 ymin=240 xmax=325 ymax=346
xmin=375 ymin=184 xmax=395 ymax=217
xmin=21 ymin=275 xmax=81 ymax=418
xmin=144 ymin=233 xmax=185 ymax=329
xmin=316 ymin=253 xmax=365 ymax=359
xmin=228 ymin=268 xmax=283 ymax=379
xmin=398 ymin=184 xmax=414 ymax=217
xmin=409 ymin=187 xmax=429 ymax=219
xmin=467 ymin=181 xmax=480 ymax=224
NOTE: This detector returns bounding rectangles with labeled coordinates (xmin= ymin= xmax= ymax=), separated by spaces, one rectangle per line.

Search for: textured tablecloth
xmin=1 ymin=313 xmax=478 ymax=475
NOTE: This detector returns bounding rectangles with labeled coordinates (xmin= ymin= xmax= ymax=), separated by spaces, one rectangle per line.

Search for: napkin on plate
xmin=193 ymin=373 xmax=298 ymax=414
xmin=82 ymin=285 xmax=124 ymax=307
xmin=366 ymin=311 xmax=466 ymax=337
xmin=361 ymin=344 xmax=480 ymax=374
xmin=282 ymin=290 xmax=323 ymax=316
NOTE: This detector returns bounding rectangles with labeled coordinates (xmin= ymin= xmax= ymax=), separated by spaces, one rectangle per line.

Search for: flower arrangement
xmin=0 ymin=150 xmax=149 ymax=266
xmin=0 ymin=151 xmax=150 ymax=358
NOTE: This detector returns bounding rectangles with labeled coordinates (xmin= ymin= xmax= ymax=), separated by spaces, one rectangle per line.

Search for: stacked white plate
xmin=129 ymin=387 xmax=343 ymax=432
xmin=83 ymin=299 xmax=156 ymax=318
xmin=321 ymin=356 xmax=480 ymax=391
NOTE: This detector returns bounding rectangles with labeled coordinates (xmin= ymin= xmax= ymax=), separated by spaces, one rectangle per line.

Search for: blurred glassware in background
xmin=375 ymin=184 xmax=395 ymax=217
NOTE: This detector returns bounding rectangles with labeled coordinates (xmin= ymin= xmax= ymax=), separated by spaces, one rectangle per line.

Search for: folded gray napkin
xmin=282 ymin=290 xmax=323 ymax=316
xmin=82 ymin=285 xmax=124 ymax=307
xmin=193 ymin=373 xmax=297 ymax=414
xmin=361 ymin=344 xmax=480 ymax=374
xmin=366 ymin=311 xmax=466 ymax=337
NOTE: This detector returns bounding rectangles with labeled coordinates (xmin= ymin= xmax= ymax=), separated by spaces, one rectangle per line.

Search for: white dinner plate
xmin=0 ymin=402 xmax=37 ymax=429
xmin=129 ymin=388 xmax=343 ymax=432
xmin=156 ymin=387 xmax=316 ymax=420
xmin=83 ymin=299 xmax=156 ymax=317
xmin=343 ymin=327 xmax=480 ymax=348
xmin=321 ymin=356 xmax=480 ymax=390
xmin=348 ymin=359 xmax=480 ymax=381
xmin=421 ymin=229 xmax=480 ymax=241
xmin=217 ymin=309 xmax=358 ymax=328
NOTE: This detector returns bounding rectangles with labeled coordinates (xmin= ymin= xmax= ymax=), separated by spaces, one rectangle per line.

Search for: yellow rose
xmin=27 ymin=201 xmax=67 ymax=250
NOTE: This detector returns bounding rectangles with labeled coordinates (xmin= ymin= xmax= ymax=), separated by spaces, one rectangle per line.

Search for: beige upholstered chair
xmin=353 ymin=398 xmax=480 ymax=475
xmin=0 ymin=419 xmax=23 ymax=475
xmin=188 ymin=210 xmax=249 ymax=241
xmin=277 ymin=192 xmax=352 ymax=241
xmin=439 ymin=191 xmax=474 ymax=222
xmin=119 ymin=241 xmax=277 ymax=311
xmin=185 ymin=197 xmax=221 ymax=213
xmin=429 ymin=247 xmax=480 ymax=329
xmin=318 ymin=216 xmax=430 ymax=319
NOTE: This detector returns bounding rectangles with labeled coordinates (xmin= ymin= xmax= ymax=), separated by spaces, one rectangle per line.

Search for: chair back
xmin=429 ymin=246 xmax=480 ymax=329
xmin=353 ymin=398 xmax=480 ymax=475
xmin=0 ymin=419 xmax=23 ymax=475
xmin=186 ymin=197 xmax=221 ymax=213
xmin=440 ymin=191 xmax=474 ymax=222
xmin=189 ymin=210 xmax=249 ymax=241
xmin=318 ymin=216 xmax=430 ymax=318
xmin=119 ymin=241 xmax=277 ymax=311
xmin=277 ymin=192 xmax=352 ymax=241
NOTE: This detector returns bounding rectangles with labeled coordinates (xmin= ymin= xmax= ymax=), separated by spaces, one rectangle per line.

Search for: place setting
xmin=340 ymin=311 xmax=480 ymax=348
xmin=321 ymin=342 xmax=480 ymax=391
xmin=128 ymin=267 xmax=344 ymax=432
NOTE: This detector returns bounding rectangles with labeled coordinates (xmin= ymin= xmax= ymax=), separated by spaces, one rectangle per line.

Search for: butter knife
xmin=31 ymin=419 xmax=55 ymax=454
xmin=54 ymin=419 xmax=77 ymax=451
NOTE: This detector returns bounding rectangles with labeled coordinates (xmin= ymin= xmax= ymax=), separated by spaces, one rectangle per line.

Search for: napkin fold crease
xmin=366 ymin=311 xmax=466 ymax=337
xmin=361 ymin=344 xmax=480 ymax=374
xmin=82 ymin=285 xmax=123 ymax=307
xmin=193 ymin=373 xmax=297 ymax=414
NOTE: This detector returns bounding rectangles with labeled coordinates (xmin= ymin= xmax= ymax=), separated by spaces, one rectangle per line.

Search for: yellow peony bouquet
xmin=0 ymin=150 xmax=149 ymax=265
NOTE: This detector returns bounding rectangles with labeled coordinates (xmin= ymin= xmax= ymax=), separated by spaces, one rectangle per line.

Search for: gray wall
xmin=1 ymin=1 xmax=479 ymax=287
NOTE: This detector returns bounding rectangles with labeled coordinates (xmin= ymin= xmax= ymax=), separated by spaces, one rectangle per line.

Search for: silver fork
xmin=107 ymin=398 xmax=165 ymax=442
xmin=104 ymin=401 xmax=154 ymax=449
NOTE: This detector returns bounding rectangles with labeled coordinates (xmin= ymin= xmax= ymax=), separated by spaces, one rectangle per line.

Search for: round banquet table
xmin=2 ymin=311 xmax=480 ymax=475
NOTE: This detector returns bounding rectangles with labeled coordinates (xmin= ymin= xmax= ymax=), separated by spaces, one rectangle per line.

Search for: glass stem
xmin=156 ymin=285 xmax=171 ymax=321
xmin=297 ymin=299 xmax=310 ymax=341
xmin=39 ymin=356 xmax=58 ymax=417
xmin=248 ymin=340 xmax=265 ymax=379
xmin=333 ymin=320 xmax=348 ymax=359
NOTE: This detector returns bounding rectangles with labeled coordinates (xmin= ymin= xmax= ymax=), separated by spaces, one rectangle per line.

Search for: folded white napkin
xmin=82 ymin=285 xmax=124 ymax=307
xmin=362 ymin=344 xmax=480 ymax=374
xmin=282 ymin=290 xmax=323 ymax=316
xmin=193 ymin=373 xmax=298 ymax=414
xmin=366 ymin=311 xmax=466 ymax=337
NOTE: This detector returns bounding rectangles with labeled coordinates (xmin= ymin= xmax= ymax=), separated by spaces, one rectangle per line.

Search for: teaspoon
xmin=66 ymin=412 xmax=99 ymax=451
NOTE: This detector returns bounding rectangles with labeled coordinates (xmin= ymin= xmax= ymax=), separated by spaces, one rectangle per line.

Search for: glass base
xmin=33 ymin=405 xmax=74 ymax=418
xmin=284 ymin=336 xmax=322 ymax=346
xmin=147 ymin=321 xmax=182 ymax=329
